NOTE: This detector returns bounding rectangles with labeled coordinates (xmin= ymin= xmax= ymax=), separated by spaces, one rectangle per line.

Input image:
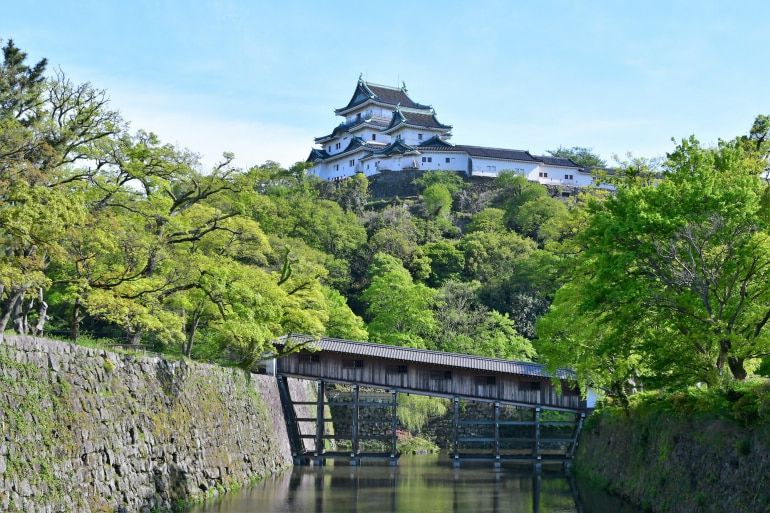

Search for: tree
xmin=412 ymin=170 xmax=467 ymax=196
xmin=546 ymin=146 xmax=606 ymax=169
xmin=360 ymin=253 xmax=436 ymax=348
xmin=432 ymin=280 xmax=535 ymax=359
xmin=422 ymin=183 xmax=452 ymax=220
xmin=537 ymin=136 xmax=770 ymax=388
xmin=0 ymin=42 xmax=122 ymax=337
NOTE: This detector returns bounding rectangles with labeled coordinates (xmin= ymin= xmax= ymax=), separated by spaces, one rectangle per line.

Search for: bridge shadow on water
xmin=189 ymin=454 xmax=641 ymax=513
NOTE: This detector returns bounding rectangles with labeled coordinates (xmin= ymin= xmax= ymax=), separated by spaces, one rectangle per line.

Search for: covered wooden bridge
xmin=271 ymin=335 xmax=589 ymax=468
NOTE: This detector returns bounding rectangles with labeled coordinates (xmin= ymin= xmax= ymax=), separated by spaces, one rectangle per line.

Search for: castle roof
xmin=306 ymin=148 xmax=330 ymax=162
xmin=315 ymin=118 xmax=390 ymax=143
xmin=335 ymin=77 xmax=432 ymax=115
xmin=455 ymin=145 xmax=539 ymax=162
xmin=360 ymin=138 xmax=420 ymax=159
xmin=535 ymin=155 xmax=580 ymax=168
xmin=382 ymin=105 xmax=452 ymax=134
xmin=418 ymin=135 xmax=456 ymax=148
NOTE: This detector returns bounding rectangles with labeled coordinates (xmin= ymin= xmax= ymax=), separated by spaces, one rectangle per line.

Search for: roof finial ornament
xmin=402 ymin=81 xmax=407 ymax=92
xmin=358 ymin=72 xmax=363 ymax=83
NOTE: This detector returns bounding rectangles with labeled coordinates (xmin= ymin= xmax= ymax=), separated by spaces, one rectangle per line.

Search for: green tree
xmin=537 ymin=136 xmax=770 ymax=388
xmin=360 ymin=253 xmax=436 ymax=348
xmin=546 ymin=146 xmax=606 ymax=168
xmin=422 ymin=183 xmax=452 ymax=220
xmin=413 ymin=170 xmax=467 ymax=196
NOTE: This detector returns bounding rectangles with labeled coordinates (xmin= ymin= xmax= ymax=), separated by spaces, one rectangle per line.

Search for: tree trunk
xmin=11 ymin=292 xmax=25 ymax=334
xmin=70 ymin=298 xmax=84 ymax=341
xmin=728 ymin=356 xmax=747 ymax=380
xmin=184 ymin=313 xmax=201 ymax=358
xmin=33 ymin=287 xmax=48 ymax=336
xmin=0 ymin=288 xmax=24 ymax=333
xmin=127 ymin=328 xmax=143 ymax=345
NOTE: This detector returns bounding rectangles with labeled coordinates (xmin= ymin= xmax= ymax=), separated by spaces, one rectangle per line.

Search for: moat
xmin=189 ymin=453 xmax=641 ymax=513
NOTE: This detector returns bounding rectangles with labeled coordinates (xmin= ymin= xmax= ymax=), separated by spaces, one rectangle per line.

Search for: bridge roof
xmin=275 ymin=335 xmax=572 ymax=380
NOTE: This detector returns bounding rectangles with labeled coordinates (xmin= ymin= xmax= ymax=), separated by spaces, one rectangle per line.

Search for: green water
xmin=190 ymin=453 xmax=640 ymax=513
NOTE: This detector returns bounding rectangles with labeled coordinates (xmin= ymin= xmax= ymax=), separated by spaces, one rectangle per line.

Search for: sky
xmin=3 ymin=1 xmax=769 ymax=171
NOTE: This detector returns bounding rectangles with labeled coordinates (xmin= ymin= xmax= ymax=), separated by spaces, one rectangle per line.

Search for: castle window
xmin=445 ymin=158 xmax=450 ymax=163
xmin=328 ymin=146 xmax=331 ymax=152
xmin=372 ymin=134 xmax=376 ymax=141
xmin=427 ymin=157 xmax=432 ymax=163
xmin=335 ymin=164 xmax=339 ymax=171
xmin=418 ymin=133 xmax=423 ymax=140
xmin=336 ymin=142 xmax=341 ymax=150
xmin=350 ymin=159 xmax=355 ymax=167
xmin=422 ymin=157 xmax=427 ymax=163
xmin=565 ymin=174 xmax=573 ymax=180
xmin=342 ymin=359 xmax=364 ymax=369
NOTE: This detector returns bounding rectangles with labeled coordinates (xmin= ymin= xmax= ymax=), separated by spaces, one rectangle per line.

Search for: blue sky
xmin=4 ymin=1 xmax=769 ymax=170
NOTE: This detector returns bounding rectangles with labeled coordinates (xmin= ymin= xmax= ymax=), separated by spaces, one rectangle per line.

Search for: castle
xmin=307 ymin=76 xmax=597 ymax=187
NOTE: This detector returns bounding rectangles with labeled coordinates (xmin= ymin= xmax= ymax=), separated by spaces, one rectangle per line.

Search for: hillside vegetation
xmin=2 ymin=39 xmax=769 ymax=402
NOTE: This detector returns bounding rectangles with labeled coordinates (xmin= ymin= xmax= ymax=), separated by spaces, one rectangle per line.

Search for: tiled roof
xmin=306 ymin=148 xmax=330 ymax=162
xmin=383 ymin=108 xmax=452 ymax=132
xmin=534 ymin=155 xmax=580 ymax=168
xmin=275 ymin=335 xmax=571 ymax=379
xmin=371 ymin=138 xmax=419 ymax=156
xmin=315 ymin=118 xmax=391 ymax=143
xmin=418 ymin=135 xmax=455 ymax=148
xmin=455 ymin=145 xmax=539 ymax=162
xmin=336 ymin=78 xmax=432 ymax=114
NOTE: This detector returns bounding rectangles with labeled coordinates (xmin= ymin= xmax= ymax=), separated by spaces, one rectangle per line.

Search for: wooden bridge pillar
xmin=453 ymin=397 xmax=460 ymax=467
xmin=390 ymin=390 xmax=398 ymax=466
xmin=494 ymin=402 xmax=500 ymax=468
xmin=533 ymin=407 xmax=542 ymax=472
xmin=315 ymin=380 xmax=326 ymax=464
xmin=351 ymin=384 xmax=360 ymax=465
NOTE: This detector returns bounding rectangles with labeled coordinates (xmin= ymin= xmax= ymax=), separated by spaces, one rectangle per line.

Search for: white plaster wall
xmin=535 ymin=165 xmax=589 ymax=186
xmin=418 ymin=152 xmax=469 ymax=174
xmin=471 ymin=158 xmax=538 ymax=177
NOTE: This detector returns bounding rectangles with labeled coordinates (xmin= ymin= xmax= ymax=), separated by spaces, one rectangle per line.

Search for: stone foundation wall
xmin=0 ymin=336 xmax=293 ymax=513
xmin=575 ymin=408 xmax=770 ymax=513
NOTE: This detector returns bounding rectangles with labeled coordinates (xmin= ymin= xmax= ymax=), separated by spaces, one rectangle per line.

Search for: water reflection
xmin=191 ymin=453 xmax=640 ymax=513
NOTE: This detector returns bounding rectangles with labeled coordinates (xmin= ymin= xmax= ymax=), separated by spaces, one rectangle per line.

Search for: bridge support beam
xmin=453 ymin=397 xmax=460 ymax=467
xmin=390 ymin=390 xmax=398 ymax=466
xmin=494 ymin=402 xmax=500 ymax=468
xmin=351 ymin=385 xmax=360 ymax=465
xmin=315 ymin=380 xmax=326 ymax=464
xmin=533 ymin=407 xmax=541 ymax=472
xmin=564 ymin=412 xmax=585 ymax=472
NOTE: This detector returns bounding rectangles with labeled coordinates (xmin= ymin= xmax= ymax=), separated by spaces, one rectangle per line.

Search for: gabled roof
xmin=342 ymin=136 xmax=369 ymax=153
xmin=306 ymin=148 xmax=330 ymax=162
xmin=418 ymin=135 xmax=455 ymax=148
xmin=356 ymin=138 xmax=420 ymax=161
xmin=336 ymin=76 xmax=432 ymax=114
xmin=275 ymin=335 xmax=572 ymax=379
xmin=455 ymin=145 xmax=539 ymax=162
xmin=315 ymin=118 xmax=391 ymax=143
xmin=382 ymin=105 xmax=452 ymax=133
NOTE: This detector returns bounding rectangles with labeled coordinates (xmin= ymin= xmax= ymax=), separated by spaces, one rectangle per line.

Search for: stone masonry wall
xmin=0 ymin=335 xmax=293 ymax=513
xmin=575 ymin=408 xmax=770 ymax=513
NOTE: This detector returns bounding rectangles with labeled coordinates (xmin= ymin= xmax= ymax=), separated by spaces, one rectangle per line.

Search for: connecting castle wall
xmin=0 ymin=335 xmax=308 ymax=513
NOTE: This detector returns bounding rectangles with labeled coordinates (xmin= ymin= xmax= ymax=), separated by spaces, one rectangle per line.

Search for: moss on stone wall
xmin=0 ymin=336 xmax=292 ymax=512
xmin=575 ymin=405 xmax=770 ymax=513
